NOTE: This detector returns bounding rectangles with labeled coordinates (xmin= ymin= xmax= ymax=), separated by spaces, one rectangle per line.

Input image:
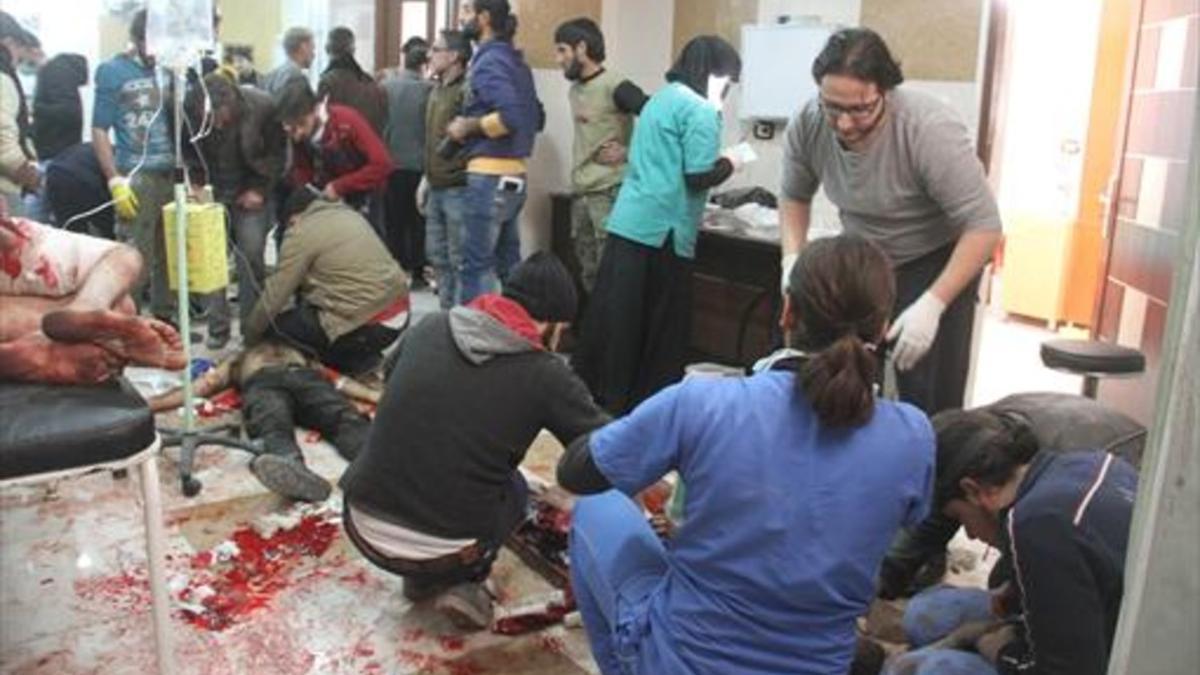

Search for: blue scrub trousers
xmin=882 ymin=585 xmax=999 ymax=675
xmin=570 ymin=490 xmax=668 ymax=675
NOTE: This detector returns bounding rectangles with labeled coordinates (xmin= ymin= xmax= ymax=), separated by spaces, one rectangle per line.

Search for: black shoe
xmin=250 ymin=455 xmax=332 ymax=502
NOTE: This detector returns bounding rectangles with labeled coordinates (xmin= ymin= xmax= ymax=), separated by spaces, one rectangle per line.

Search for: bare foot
xmin=0 ymin=334 xmax=126 ymax=385
xmin=42 ymin=309 xmax=187 ymax=371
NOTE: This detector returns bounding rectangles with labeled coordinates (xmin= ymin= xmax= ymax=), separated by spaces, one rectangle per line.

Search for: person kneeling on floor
xmin=339 ymin=252 xmax=609 ymax=630
xmin=243 ymin=188 xmax=409 ymax=376
xmin=147 ymin=339 xmax=382 ymax=503
xmin=882 ymin=409 xmax=1138 ymax=675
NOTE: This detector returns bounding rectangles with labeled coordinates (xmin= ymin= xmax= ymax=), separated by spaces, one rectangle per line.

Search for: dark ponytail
xmin=787 ymin=236 xmax=895 ymax=427
xmin=800 ymin=333 xmax=879 ymax=427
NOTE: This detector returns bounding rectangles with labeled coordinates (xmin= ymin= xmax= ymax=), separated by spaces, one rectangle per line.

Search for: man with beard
xmin=779 ymin=29 xmax=1002 ymax=415
xmin=552 ymin=18 xmax=646 ymax=295
xmin=447 ymin=0 xmax=544 ymax=303
xmin=339 ymin=252 xmax=609 ymax=630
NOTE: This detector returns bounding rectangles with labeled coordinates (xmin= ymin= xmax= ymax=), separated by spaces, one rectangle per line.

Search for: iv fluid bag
xmin=147 ymin=0 xmax=215 ymax=70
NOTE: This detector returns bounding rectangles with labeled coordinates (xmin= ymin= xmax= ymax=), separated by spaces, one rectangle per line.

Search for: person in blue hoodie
xmin=446 ymin=0 xmax=544 ymax=303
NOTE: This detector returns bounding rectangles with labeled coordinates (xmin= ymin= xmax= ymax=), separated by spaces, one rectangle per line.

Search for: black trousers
xmin=891 ymin=242 xmax=980 ymax=415
xmin=573 ymin=232 xmax=693 ymax=415
xmin=269 ymin=302 xmax=400 ymax=376
xmin=383 ymin=169 xmax=426 ymax=276
xmin=342 ymin=472 xmax=529 ymax=587
xmin=241 ymin=365 xmax=371 ymax=464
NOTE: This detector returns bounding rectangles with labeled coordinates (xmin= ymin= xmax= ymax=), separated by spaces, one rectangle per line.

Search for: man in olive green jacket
xmin=245 ymin=191 xmax=408 ymax=374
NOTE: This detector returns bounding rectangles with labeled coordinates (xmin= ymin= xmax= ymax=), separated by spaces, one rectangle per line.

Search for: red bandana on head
xmin=467 ymin=294 xmax=544 ymax=348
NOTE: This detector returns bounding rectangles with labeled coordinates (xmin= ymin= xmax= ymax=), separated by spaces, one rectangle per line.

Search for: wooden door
xmin=1093 ymin=0 xmax=1199 ymax=425
xmin=376 ymin=0 xmax=439 ymax=71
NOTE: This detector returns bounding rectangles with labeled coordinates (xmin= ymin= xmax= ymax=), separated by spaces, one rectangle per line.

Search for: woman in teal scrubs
xmin=572 ymin=36 xmax=741 ymax=415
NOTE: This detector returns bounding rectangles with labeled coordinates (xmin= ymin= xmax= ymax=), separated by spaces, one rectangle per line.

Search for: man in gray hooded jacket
xmin=339 ymin=252 xmax=608 ymax=630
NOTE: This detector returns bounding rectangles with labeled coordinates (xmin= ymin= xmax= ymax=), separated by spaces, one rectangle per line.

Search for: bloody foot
xmin=42 ymin=309 xmax=187 ymax=371
xmin=0 ymin=334 xmax=126 ymax=385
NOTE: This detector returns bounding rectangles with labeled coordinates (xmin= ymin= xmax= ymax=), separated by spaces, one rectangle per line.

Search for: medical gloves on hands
xmin=887 ymin=291 xmax=946 ymax=371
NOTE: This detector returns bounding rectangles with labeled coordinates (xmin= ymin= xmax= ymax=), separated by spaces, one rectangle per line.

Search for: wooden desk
xmin=549 ymin=193 xmax=783 ymax=368
xmin=691 ymin=228 xmax=783 ymax=368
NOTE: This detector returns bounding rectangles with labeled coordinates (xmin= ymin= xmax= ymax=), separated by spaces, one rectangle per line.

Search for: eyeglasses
xmin=819 ymin=96 xmax=884 ymax=121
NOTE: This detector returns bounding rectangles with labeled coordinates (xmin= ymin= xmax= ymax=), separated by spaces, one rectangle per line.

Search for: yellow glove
xmin=108 ymin=177 xmax=140 ymax=221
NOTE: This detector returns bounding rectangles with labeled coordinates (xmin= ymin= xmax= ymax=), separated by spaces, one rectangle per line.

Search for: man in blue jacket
xmin=883 ymin=409 xmax=1138 ymax=675
xmin=447 ymin=0 xmax=544 ymax=303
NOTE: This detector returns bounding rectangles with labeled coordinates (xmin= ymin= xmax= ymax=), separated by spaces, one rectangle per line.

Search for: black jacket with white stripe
xmin=998 ymin=450 xmax=1138 ymax=674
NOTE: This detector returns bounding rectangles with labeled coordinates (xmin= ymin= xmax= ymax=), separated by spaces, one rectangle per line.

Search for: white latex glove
xmin=780 ymin=253 xmax=799 ymax=294
xmin=416 ymin=176 xmax=429 ymax=217
xmin=886 ymin=291 xmax=946 ymax=371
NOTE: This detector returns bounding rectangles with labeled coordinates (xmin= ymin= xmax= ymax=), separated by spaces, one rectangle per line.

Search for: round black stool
xmin=1040 ymin=339 xmax=1146 ymax=399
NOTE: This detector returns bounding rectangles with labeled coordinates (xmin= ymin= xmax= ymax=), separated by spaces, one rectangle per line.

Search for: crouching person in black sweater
xmin=339 ymin=252 xmax=609 ymax=630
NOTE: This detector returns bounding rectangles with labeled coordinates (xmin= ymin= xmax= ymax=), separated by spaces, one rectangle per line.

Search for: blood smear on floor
xmin=177 ymin=513 xmax=339 ymax=631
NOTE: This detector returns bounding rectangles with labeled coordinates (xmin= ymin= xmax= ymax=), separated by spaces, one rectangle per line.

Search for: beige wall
xmin=860 ymin=0 xmax=983 ymax=82
xmin=219 ymin=0 xmax=284 ymax=72
xmin=99 ymin=12 xmax=130 ymax=61
xmin=511 ymin=0 xmax=602 ymax=70
xmin=672 ymin=0 xmax=758 ymax=56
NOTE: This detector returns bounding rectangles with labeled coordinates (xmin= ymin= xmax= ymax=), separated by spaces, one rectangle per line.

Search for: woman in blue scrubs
xmin=559 ymin=235 xmax=936 ymax=675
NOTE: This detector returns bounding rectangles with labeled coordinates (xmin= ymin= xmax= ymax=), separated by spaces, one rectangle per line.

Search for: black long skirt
xmin=572 ymin=232 xmax=693 ymax=415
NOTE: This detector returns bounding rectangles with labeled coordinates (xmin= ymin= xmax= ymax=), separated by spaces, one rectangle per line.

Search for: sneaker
xmin=249 ymin=455 xmax=332 ymax=503
xmin=434 ymin=582 xmax=494 ymax=631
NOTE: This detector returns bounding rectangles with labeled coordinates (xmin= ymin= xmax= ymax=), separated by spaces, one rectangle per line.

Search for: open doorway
xmin=984 ymin=0 xmax=1134 ymax=331
xmin=969 ymin=0 xmax=1139 ymax=405
xmin=376 ymin=0 xmax=453 ymax=71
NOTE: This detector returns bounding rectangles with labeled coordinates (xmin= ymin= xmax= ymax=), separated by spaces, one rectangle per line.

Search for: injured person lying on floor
xmin=339 ymin=252 xmax=610 ymax=632
xmin=147 ymin=339 xmax=381 ymax=503
xmin=0 ymin=209 xmax=185 ymax=384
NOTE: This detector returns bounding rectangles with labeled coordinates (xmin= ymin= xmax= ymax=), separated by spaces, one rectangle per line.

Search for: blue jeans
xmin=207 ymin=200 xmax=272 ymax=339
xmin=425 ymin=186 xmax=466 ymax=309
xmin=570 ymin=491 xmax=668 ymax=675
xmin=459 ymin=172 xmax=525 ymax=303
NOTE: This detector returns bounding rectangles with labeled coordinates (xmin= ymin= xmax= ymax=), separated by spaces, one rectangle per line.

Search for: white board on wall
xmin=740 ymin=22 xmax=832 ymax=120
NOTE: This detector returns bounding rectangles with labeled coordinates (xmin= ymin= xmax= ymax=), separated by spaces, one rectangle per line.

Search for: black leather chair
xmin=0 ymin=379 xmax=174 ymax=673
xmin=1040 ymin=339 xmax=1146 ymax=399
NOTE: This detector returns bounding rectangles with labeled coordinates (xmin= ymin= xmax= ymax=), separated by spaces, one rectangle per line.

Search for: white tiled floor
xmin=0 ymin=291 xmax=1086 ymax=673
xmin=969 ymin=305 xmax=1085 ymax=407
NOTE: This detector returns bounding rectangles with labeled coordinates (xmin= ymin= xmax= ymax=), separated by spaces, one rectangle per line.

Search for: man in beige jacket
xmin=245 ymin=190 xmax=408 ymax=375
